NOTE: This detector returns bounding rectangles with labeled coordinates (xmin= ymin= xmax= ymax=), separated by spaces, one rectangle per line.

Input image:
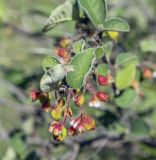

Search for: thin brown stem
xmin=62 ymin=90 xmax=72 ymax=125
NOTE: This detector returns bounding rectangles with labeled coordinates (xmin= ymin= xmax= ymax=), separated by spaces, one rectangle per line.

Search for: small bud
xmin=49 ymin=121 xmax=67 ymax=142
xmin=74 ymin=94 xmax=85 ymax=107
xmin=96 ymin=91 xmax=109 ymax=102
xmin=131 ymin=79 xmax=139 ymax=90
xmin=59 ymin=38 xmax=71 ymax=48
xmin=143 ymin=68 xmax=153 ymax=79
xmin=42 ymin=101 xmax=51 ymax=112
xmin=107 ymin=74 xmax=113 ymax=83
xmin=89 ymin=100 xmax=102 ymax=108
xmin=58 ymin=48 xmax=69 ymax=58
xmin=57 ymin=48 xmax=71 ymax=64
xmin=69 ymin=114 xmax=96 ymax=136
xmin=107 ymin=31 xmax=119 ymax=41
xmin=77 ymin=124 xmax=85 ymax=133
xmin=81 ymin=114 xmax=96 ymax=131
xmin=89 ymin=94 xmax=102 ymax=108
xmin=76 ymin=89 xmax=81 ymax=93
xmin=98 ymin=75 xmax=108 ymax=86
xmin=39 ymin=92 xmax=50 ymax=104
xmin=49 ymin=121 xmax=59 ymax=133
xmin=51 ymin=107 xmax=63 ymax=120
xmin=70 ymin=117 xmax=81 ymax=129
xmin=68 ymin=127 xmax=78 ymax=136
xmin=56 ymin=98 xmax=65 ymax=108
xmin=30 ymin=90 xmax=41 ymax=101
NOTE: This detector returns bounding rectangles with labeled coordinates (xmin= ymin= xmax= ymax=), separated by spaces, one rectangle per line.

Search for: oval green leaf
xmin=129 ymin=119 xmax=150 ymax=138
xmin=116 ymin=53 xmax=138 ymax=67
xmin=78 ymin=0 xmax=107 ymax=28
xmin=115 ymin=88 xmax=137 ymax=108
xmin=94 ymin=47 xmax=104 ymax=59
xmin=96 ymin=63 xmax=108 ymax=76
xmin=104 ymin=17 xmax=130 ymax=32
xmin=103 ymin=41 xmax=113 ymax=56
xmin=42 ymin=56 xmax=60 ymax=71
xmin=115 ymin=64 xmax=136 ymax=90
xmin=10 ymin=132 xmax=26 ymax=155
xmin=140 ymin=39 xmax=156 ymax=52
xmin=73 ymin=39 xmax=85 ymax=53
xmin=66 ymin=48 xmax=95 ymax=89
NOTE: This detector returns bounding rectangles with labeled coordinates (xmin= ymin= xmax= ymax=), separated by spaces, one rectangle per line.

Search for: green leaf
xmin=103 ymin=41 xmax=113 ymax=56
xmin=104 ymin=18 xmax=130 ymax=32
xmin=0 ymin=0 xmax=6 ymax=22
xmin=113 ymin=123 xmax=126 ymax=134
xmin=134 ymin=85 xmax=156 ymax=112
xmin=135 ymin=69 xmax=141 ymax=81
xmin=10 ymin=132 xmax=26 ymax=155
xmin=0 ymin=140 xmax=8 ymax=159
xmin=140 ymin=143 xmax=156 ymax=157
xmin=96 ymin=63 xmax=108 ymax=76
xmin=115 ymin=53 xmax=139 ymax=87
xmin=22 ymin=117 xmax=34 ymax=135
xmin=42 ymin=56 xmax=60 ymax=71
xmin=73 ymin=39 xmax=85 ymax=53
xmin=115 ymin=64 xmax=136 ymax=90
xmin=67 ymin=0 xmax=76 ymax=5
xmin=66 ymin=48 xmax=95 ymax=89
xmin=129 ymin=119 xmax=150 ymax=138
xmin=40 ymin=73 xmax=59 ymax=92
xmin=41 ymin=64 xmax=73 ymax=92
xmin=42 ymin=1 xmax=73 ymax=32
xmin=94 ymin=47 xmax=104 ymax=59
xmin=2 ymin=147 xmax=16 ymax=160
xmin=116 ymin=53 xmax=138 ymax=67
xmin=115 ymin=88 xmax=137 ymax=108
xmin=78 ymin=0 xmax=107 ymax=28
xmin=109 ymin=122 xmax=126 ymax=134
xmin=140 ymin=39 xmax=156 ymax=52
xmin=40 ymin=64 xmax=68 ymax=91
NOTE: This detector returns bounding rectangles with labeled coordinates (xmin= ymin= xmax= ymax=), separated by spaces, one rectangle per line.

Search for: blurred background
xmin=0 ymin=0 xmax=156 ymax=160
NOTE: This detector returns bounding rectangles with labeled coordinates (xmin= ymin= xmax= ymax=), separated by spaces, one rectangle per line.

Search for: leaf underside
xmin=42 ymin=1 xmax=73 ymax=32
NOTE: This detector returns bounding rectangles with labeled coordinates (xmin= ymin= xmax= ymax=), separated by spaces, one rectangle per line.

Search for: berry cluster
xmin=31 ymin=38 xmax=111 ymax=142
xmin=31 ymin=89 xmax=97 ymax=142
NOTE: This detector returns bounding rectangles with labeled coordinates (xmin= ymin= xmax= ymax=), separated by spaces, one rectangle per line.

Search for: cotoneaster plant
xmin=30 ymin=0 xmax=140 ymax=142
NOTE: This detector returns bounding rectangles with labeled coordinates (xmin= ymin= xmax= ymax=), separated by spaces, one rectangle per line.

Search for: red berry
xmin=30 ymin=90 xmax=41 ymax=101
xmin=48 ymin=121 xmax=67 ymax=142
xmin=96 ymin=91 xmax=109 ymax=102
xmin=42 ymin=101 xmax=51 ymax=112
xmin=98 ymin=75 xmax=108 ymax=86
xmin=58 ymin=48 xmax=68 ymax=58
xmin=143 ymin=68 xmax=152 ymax=79
xmin=74 ymin=94 xmax=84 ymax=107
